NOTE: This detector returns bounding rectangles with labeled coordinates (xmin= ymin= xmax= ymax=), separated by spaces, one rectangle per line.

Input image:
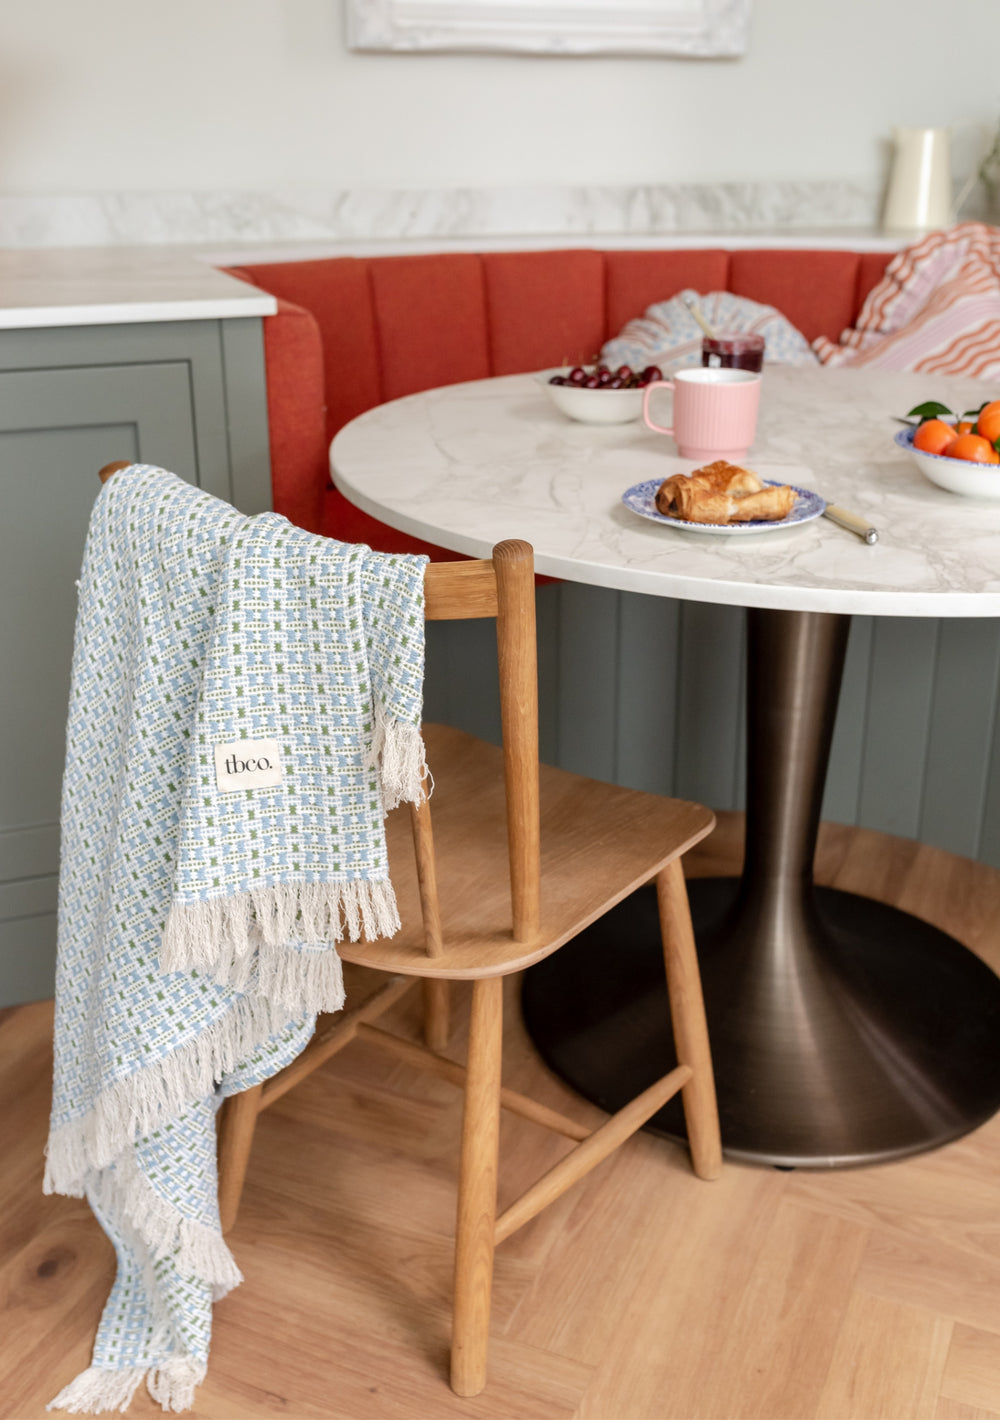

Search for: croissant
xmin=655 ymin=461 xmax=763 ymax=517
xmin=655 ymin=460 xmax=795 ymax=525
xmin=672 ymin=492 xmax=743 ymax=524
xmin=727 ymin=485 xmax=796 ymax=522
xmin=690 ymin=460 xmax=764 ymax=497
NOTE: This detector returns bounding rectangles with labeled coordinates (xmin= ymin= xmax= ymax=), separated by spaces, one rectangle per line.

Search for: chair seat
xmin=339 ymin=723 xmax=715 ymax=979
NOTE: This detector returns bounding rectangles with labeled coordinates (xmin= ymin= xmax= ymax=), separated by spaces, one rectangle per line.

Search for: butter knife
xmin=823 ymin=503 xmax=879 ymax=545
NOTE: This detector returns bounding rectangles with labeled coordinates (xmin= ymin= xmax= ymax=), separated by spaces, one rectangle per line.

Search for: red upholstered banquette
xmin=225 ymin=247 xmax=893 ymax=556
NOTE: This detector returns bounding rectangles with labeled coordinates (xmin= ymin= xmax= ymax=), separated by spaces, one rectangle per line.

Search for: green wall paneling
xmin=556 ymin=581 xmax=620 ymax=783
xmin=920 ymin=619 xmax=1000 ymax=858
xmin=616 ymin=589 xmax=682 ymax=797
xmin=673 ymin=601 xmax=745 ymax=811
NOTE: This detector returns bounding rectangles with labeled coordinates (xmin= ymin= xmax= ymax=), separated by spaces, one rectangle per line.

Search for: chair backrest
xmin=421 ymin=540 xmax=541 ymax=946
xmin=96 ymin=466 xmax=541 ymax=950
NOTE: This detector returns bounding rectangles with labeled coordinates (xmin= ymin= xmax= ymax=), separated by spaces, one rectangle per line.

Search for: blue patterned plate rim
xmin=621 ymin=478 xmax=826 ymax=535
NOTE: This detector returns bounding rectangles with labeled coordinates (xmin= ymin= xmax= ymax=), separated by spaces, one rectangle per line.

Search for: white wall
xmin=0 ymin=0 xmax=996 ymax=195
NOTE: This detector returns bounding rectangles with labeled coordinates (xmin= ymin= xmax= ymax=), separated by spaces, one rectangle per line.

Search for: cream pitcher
xmin=883 ymin=126 xmax=953 ymax=234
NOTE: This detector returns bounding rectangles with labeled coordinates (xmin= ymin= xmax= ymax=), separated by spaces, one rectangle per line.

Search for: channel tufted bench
xmin=224 ymin=246 xmax=894 ymax=553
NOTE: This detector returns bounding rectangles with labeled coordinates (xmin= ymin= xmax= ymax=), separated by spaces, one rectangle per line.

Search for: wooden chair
xmin=99 ymin=465 xmax=720 ymax=1395
xmin=95 ymin=452 xmax=721 ymax=1400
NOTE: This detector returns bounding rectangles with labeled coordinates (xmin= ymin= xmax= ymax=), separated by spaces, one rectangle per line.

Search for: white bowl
xmin=896 ymin=426 xmax=1000 ymax=499
xmin=539 ymin=369 xmax=643 ymax=425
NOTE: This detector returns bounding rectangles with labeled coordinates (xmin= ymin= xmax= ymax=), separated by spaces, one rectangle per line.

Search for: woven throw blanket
xmin=44 ymin=465 xmax=427 ymax=1413
xmin=601 ymin=288 xmax=818 ymax=374
xmin=815 ymin=221 xmax=1000 ymax=377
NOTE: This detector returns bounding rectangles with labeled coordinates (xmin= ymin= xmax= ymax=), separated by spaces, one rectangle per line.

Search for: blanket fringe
xmin=43 ymin=1126 xmax=89 ymax=1198
xmin=160 ymin=878 xmax=398 ymax=981
xmin=95 ymin=1150 xmax=243 ymax=1293
xmin=45 ymin=1356 xmax=206 ymax=1416
xmin=372 ymin=712 xmax=428 ymax=812
xmin=47 ymin=1365 xmax=146 ymax=1414
xmin=146 ymin=1356 xmax=206 ymax=1413
xmin=45 ymin=989 xmax=293 ymax=1192
xmin=257 ymin=939 xmax=346 ymax=1016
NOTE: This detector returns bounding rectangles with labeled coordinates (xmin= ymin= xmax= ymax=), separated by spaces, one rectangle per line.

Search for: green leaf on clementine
xmin=906 ymin=400 xmax=955 ymax=421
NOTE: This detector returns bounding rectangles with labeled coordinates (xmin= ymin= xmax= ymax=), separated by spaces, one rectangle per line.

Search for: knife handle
xmin=824 ymin=504 xmax=879 ymax=544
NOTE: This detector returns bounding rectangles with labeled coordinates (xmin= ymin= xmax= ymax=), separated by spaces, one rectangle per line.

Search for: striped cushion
xmin=814 ymin=222 xmax=1000 ymax=378
xmin=602 ymin=288 xmax=817 ymax=373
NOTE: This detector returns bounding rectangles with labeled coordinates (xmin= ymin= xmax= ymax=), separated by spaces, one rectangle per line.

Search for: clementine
xmin=943 ymin=432 xmax=1000 ymax=464
xmin=913 ymin=418 xmax=958 ymax=454
xmin=975 ymin=400 xmax=1000 ymax=445
xmin=955 ymin=420 xmax=974 ymax=435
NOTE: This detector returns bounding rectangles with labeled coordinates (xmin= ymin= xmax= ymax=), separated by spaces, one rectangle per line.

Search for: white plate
xmin=622 ymin=478 xmax=826 ymax=535
xmin=895 ymin=426 xmax=1000 ymax=499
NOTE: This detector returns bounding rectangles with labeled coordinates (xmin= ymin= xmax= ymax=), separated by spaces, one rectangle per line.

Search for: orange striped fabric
xmin=814 ymin=222 xmax=1000 ymax=377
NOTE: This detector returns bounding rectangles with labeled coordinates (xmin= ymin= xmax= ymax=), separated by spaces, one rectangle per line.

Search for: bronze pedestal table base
xmin=523 ymin=607 xmax=1000 ymax=1168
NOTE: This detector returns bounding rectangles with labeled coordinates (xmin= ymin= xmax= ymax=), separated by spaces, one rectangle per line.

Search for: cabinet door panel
xmin=0 ymin=362 xmax=197 ymax=1006
xmin=0 ymin=916 xmax=64 ymax=1013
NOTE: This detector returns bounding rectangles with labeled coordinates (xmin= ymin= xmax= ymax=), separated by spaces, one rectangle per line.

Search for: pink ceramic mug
xmin=642 ymin=367 xmax=761 ymax=461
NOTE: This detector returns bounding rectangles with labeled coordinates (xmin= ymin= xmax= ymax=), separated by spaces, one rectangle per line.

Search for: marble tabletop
xmin=330 ymin=365 xmax=1000 ymax=618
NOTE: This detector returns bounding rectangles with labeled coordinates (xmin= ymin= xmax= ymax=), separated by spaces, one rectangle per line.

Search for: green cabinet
xmin=0 ymin=317 xmax=271 ymax=1006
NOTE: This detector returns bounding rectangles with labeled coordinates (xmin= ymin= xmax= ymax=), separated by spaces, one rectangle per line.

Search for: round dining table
xmin=331 ymin=363 xmax=1000 ymax=1169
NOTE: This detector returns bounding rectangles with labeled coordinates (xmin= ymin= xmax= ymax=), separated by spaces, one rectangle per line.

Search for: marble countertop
xmin=0 ymin=227 xmax=902 ymax=330
xmin=330 ymin=366 xmax=1000 ymax=618
xmin=201 ymin=227 xmax=904 ymax=266
xmin=0 ymin=246 xmax=277 ymax=329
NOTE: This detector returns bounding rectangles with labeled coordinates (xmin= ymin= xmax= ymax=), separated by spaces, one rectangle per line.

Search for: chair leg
xmin=656 ymin=858 xmax=723 ymax=1181
xmin=423 ymin=977 xmax=451 ymax=1052
xmin=216 ymin=1081 xmax=264 ymax=1233
xmin=451 ymin=975 xmax=503 ymax=1398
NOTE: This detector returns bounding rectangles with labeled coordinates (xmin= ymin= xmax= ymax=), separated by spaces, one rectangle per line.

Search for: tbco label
xmin=214 ymin=739 xmax=284 ymax=792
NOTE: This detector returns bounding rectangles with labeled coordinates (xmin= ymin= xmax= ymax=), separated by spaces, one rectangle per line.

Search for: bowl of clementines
xmin=896 ymin=398 xmax=1000 ymax=499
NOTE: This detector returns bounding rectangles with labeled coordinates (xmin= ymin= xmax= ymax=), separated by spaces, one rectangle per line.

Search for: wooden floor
xmin=5 ymin=815 xmax=1000 ymax=1420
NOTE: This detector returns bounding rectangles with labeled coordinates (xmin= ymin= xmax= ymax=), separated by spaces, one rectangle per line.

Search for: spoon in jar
xmin=684 ymin=297 xmax=717 ymax=340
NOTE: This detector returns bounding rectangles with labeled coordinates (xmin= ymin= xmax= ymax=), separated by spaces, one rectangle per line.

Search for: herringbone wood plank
xmin=4 ymin=816 xmax=1000 ymax=1419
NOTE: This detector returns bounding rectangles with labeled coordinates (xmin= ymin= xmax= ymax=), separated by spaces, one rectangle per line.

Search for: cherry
xmin=550 ymin=361 xmax=647 ymax=394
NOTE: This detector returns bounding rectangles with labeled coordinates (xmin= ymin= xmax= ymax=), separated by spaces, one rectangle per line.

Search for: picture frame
xmin=346 ymin=0 xmax=752 ymax=58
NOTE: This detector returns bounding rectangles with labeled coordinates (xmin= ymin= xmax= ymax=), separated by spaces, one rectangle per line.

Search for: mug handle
xmin=642 ymin=380 xmax=675 ymax=436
